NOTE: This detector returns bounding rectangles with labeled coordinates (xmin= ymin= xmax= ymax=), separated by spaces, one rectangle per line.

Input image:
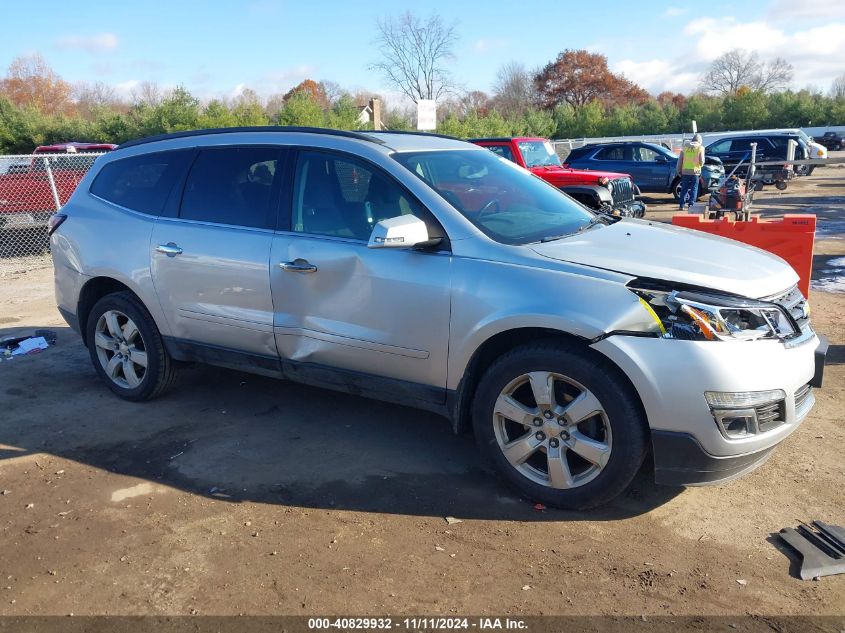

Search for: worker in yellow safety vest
xmin=676 ymin=133 xmax=705 ymax=210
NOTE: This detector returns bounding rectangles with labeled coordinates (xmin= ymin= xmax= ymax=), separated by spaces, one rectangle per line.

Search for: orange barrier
xmin=671 ymin=214 xmax=816 ymax=297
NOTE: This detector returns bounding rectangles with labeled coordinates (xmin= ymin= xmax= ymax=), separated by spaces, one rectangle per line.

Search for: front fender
xmin=446 ymin=257 xmax=656 ymax=390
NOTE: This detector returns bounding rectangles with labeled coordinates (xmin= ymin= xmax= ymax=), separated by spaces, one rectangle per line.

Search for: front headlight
xmin=631 ymin=287 xmax=800 ymax=342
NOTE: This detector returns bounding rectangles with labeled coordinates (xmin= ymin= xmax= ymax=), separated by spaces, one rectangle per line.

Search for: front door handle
xmin=280 ymin=259 xmax=317 ymax=273
xmin=155 ymin=242 xmax=183 ymax=256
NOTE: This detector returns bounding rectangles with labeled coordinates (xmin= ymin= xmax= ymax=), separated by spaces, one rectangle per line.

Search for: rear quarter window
xmin=90 ymin=150 xmax=191 ymax=215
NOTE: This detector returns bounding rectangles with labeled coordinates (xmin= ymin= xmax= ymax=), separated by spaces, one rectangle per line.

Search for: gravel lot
xmin=0 ymin=166 xmax=843 ymax=617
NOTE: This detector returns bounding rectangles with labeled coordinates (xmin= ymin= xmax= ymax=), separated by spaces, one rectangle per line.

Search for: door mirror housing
xmin=654 ymin=153 xmax=668 ymax=163
xmin=367 ymin=215 xmax=431 ymax=249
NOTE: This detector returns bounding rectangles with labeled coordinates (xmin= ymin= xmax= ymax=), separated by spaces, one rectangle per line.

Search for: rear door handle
xmin=280 ymin=259 xmax=317 ymax=273
xmin=155 ymin=243 xmax=183 ymax=256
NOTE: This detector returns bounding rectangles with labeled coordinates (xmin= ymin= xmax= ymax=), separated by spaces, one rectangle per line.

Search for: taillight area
xmin=47 ymin=213 xmax=67 ymax=236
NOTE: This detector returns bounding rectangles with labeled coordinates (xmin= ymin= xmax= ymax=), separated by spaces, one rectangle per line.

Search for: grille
xmin=609 ymin=178 xmax=635 ymax=205
xmin=762 ymin=285 xmax=809 ymax=328
xmin=755 ymin=399 xmax=785 ymax=433
xmin=794 ymin=383 xmax=813 ymax=415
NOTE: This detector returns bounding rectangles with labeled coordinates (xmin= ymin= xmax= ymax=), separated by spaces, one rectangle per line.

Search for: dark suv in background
xmin=705 ymin=133 xmax=810 ymax=179
xmin=565 ymin=141 xmax=724 ymax=201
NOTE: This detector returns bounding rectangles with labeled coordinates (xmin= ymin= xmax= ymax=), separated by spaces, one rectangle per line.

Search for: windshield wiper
xmin=539 ymin=217 xmax=604 ymax=242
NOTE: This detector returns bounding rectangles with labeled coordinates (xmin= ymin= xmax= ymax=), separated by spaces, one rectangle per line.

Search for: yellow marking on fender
xmin=639 ymin=297 xmax=666 ymax=335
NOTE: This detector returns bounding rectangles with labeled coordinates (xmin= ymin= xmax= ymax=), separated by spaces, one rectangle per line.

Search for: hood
xmin=529 ymin=219 xmax=797 ymax=299
xmin=533 ymin=165 xmax=631 ymax=180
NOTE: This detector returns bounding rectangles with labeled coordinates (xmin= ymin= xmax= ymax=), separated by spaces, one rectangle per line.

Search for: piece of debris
xmin=9 ymin=336 xmax=50 ymax=356
xmin=736 ymin=579 xmax=747 ymax=586
xmin=24 ymin=503 xmax=33 ymax=509
xmin=57 ymin=511 xmax=71 ymax=517
xmin=169 ymin=451 xmax=184 ymax=460
xmin=55 ymin=470 xmax=64 ymax=475
xmin=449 ymin=553 xmax=456 ymax=558
xmin=1 ymin=490 xmax=10 ymax=495
xmin=778 ymin=520 xmax=845 ymax=580
xmin=434 ymin=546 xmax=445 ymax=552
xmin=522 ymin=585 xmax=531 ymax=591
xmin=445 ymin=516 xmax=462 ymax=525
xmin=534 ymin=503 xmax=546 ymax=511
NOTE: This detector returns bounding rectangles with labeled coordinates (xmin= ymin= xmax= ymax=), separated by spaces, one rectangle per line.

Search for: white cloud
xmin=473 ymin=38 xmax=508 ymax=53
xmin=113 ymin=79 xmax=141 ymax=99
xmin=612 ymin=15 xmax=845 ymax=94
xmin=767 ymin=0 xmax=845 ymax=21
xmin=663 ymin=6 xmax=687 ymax=17
xmin=261 ymin=65 xmax=318 ymax=93
xmin=56 ymin=33 xmax=119 ymax=52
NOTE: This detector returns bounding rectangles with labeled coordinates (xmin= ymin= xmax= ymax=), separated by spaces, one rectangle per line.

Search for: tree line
xmin=1 ymin=38 xmax=844 ymax=154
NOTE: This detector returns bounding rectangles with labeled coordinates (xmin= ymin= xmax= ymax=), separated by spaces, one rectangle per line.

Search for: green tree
xmin=277 ymin=91 xmax=324 ymax=127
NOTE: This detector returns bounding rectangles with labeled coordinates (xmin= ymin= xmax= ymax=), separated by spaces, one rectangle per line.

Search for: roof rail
xmin=117 ymin=126 xmax=386 ymax=150
xmin=370 ymin=130 xmax=462 ymax=141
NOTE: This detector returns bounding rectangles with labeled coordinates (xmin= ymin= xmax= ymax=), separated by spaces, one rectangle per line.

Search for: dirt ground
xmin=0 ymin=166 xmax=843 ymax=618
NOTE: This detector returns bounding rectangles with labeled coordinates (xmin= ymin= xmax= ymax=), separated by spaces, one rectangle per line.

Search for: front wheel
xmin=472 ymin=343 xmax=649 ymax=510
xmin=86 ymin=291 xmax=178 ymax=401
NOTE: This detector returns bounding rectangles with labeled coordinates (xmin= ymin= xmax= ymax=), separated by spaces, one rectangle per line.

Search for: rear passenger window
xmin=90 ymin=150 xmax=190 ymax=215
xmin=180 ymin=147 xmax=280 ymax=229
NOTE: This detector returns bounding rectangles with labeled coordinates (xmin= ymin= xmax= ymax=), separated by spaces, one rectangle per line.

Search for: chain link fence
xmin=0 ymin=152 xmax=105 ymax=275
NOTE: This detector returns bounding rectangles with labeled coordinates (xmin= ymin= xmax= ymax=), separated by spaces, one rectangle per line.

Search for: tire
xmin=472 ymin=342 xmax=649 ymax=510
xmin=671 ymin=178 xmax=681 ymax=201
xmin=85 ymin=291 xmax=178 ymax=401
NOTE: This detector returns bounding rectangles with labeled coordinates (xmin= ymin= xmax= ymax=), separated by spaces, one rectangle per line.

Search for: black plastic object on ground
xmin=778 ymin=521 xmax=845 ymax=580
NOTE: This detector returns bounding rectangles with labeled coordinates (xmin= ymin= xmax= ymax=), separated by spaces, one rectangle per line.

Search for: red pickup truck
xmin=471 ymin=137 xmax=645 ymax=217
xmin=0 ymin=142 xmax=115 ymax=252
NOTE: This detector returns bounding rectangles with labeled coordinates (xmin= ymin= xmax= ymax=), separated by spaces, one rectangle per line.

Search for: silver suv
xmin=50 ymin=127 xmax=827 ymax=509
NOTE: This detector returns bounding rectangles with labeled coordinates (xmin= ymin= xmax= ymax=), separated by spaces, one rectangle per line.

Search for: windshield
xmin=392 ymin=149 xmax=595 ymax=245
xmin=517 ymin=141 xmax=562 ymax=168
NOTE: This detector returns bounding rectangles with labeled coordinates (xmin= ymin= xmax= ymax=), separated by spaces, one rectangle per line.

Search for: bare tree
xmin=371 ymin=12 xmax=458 ymax=103
xmin=831 ymin=73 xmax=845 ymax=98
xmin=756 ymin=57 xmax=794 ymax=93
xmin=458 ymin=90 xmax=490 ymax=116
xmin=701 ymin=49 xmax=793 ymax=95
xmin=74 ymin=81 xmax=123 ymax=118
xmin=132 ymin=81 xmax=163 ymax=106
xmin=318 ymin=80 xmax=348 ymax=106
xmin=492 ymin=61 xmax=533 ymax=118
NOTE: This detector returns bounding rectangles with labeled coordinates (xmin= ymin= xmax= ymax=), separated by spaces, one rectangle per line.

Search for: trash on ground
xmin=1 ymin=333 xmax=55 ymax=359
xmin=778 ymin=520 xmax=845 ymax=580
xmin=534 ymin=503 xmax=546 ymax=511
xmin=445 ymin=516 xmax=462 ymax=525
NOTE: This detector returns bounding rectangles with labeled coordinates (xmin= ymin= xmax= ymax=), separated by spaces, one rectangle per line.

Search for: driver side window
xmin=291 ymin=151 xmax=437 ymax=241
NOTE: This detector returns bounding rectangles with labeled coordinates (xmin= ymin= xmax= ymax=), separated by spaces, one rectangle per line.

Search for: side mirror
xmin=367 ymin=215 xmax=430 ymax=249
xmin=654 ymin=154 xmax=668 ymax=162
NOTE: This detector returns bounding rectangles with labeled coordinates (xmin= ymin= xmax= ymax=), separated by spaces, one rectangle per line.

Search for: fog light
xmin=713 ymin=409 xmax=757 ymax=438
xmin=705 ymin=390 xmax=786 ymax=439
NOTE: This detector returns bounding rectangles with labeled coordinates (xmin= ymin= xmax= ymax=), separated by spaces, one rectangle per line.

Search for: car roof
xmin=34 ymin=142 xmax=118 ymax=153
xmin=116 ymin=127 xmax=474 ymax=154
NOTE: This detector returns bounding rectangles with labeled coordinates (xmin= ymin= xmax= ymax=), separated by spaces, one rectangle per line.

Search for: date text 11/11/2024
xmin=307 ymin=617 xmax=528 ymax=630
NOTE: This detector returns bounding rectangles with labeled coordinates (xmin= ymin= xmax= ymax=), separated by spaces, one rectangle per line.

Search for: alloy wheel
xmin=492 ymin=371 xmax=612 ymax=489
xmin=93 ymin=309 xmax=148 ymax=389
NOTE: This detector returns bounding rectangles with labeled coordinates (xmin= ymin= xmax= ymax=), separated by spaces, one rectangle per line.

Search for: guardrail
xmin=0 ymin=153 xmax=106 ymax=275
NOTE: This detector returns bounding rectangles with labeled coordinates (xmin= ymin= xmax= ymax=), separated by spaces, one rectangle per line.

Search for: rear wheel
xmin=86 ymin=292 xmax=178 ymax=401
xmin=472 ymin=343 xmax=649 ymax=510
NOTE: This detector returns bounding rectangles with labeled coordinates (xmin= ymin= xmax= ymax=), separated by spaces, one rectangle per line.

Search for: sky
xmin=2 ymin=0 xmax=844 ymax=105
